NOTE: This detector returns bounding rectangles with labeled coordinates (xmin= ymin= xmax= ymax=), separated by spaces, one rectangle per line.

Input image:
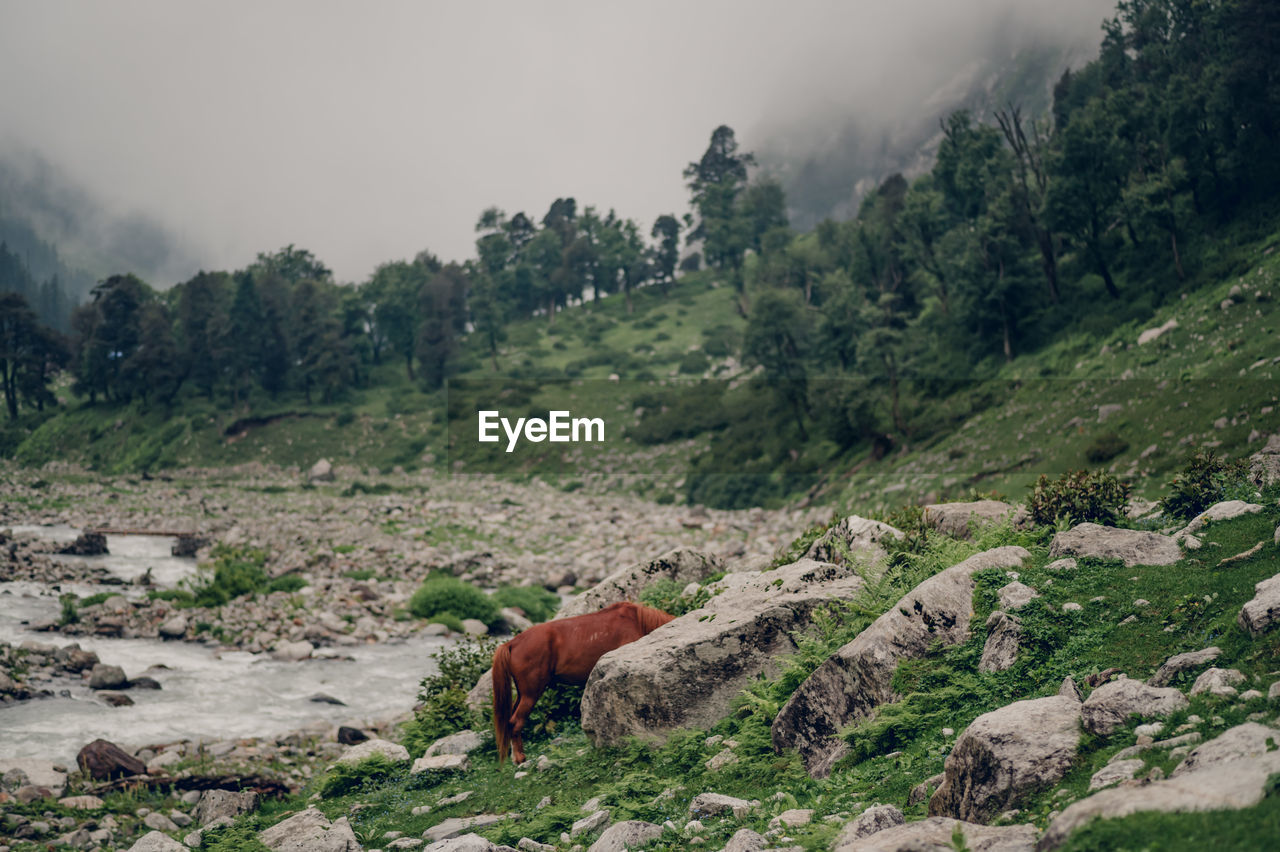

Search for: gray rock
xmin=1147 ymin=647 xmax=1221 ymax=687
xmin=126 ymin=831 xmax=188 ymax=852
xmin=308 ymin=459 xmax=334 ymax=482
xmin=718 ymin=828 xmax=768 ymax=852
xmin=1081 ymin=678 xmax=1189 ymax=735
xmin=833 ymin=817 xmax=1038 ymax=851
xmin=909 ymin=774 xmax=945 ymax=806
xmin=771 ymin=547 xmax=1031 ymax=776
xmin=1171 ymin=722 xmax=1280 ymax=776
xmin=979 ymin=611 xmax=1022 ymax=674
xmin=929 ymin=695 xmax=1081 ymax=823
xmin=570 ymin=810 xmax=611 ymax=838
xmin=1137 ymin=318 xmax=1178 ymax=346
xmin=1058 ymin=677 xmax=1082 ymax=701
xmin=192 ymin=789 xmax=259 ymax=825
xmin=997 ymin=582 xmax=1038 ymax=611
xmin=271 ymin=640 xmax=314 ymax=662
xmin=411 ymin=754 xmax=468 ymax=773
xmin=586 ymin=820 xmax=662 ymax=852
xmin=1040 ymin=724 xmax=1280 ymax=850
xmin=461 ymin=619 xmax=489 ymax=636
xmin=88 ymin=663 xmax=127 ymax=690
xmin=424 ymin=835 xmax=514 ymax=852
xmin=1174 ymin=501 xmax=1263 ymax=539
xmin=688 ymin=793 xmax=757 ymax=818
xmin=922 ymin=501 xmax=1030 ymax=540
xmin=143 ymin=812 xmax=179 ymax=832
xmin=425 ymin=730 xmax=484 ymax=757
xmin=258 ymin=808 xmax=361 ymax=851
xmin=557 ymin=547 xmax=725 ymax=619
xmin=1088 ymin=759 xmax=1144 ymax=791
xmin=1238 ymin=571 xmax=1280 ymax=636
xmin=158 ymin=615 xmax=188 ymax=639
xmin=517 ymin=839 xmax=556 ymax=852
xmin=1190 ymin=667 xmax=1246 ymax=697
xmin=1098 ymin=404 xmax=1124 ymax=423
xmin=1048 ymin=523 xmax=1181 ymax=567
xmin=1247 ymin=434 xmax=1280 ymax=488
xmin=424 ymin=816 xmax=514 ymax=843
xmin=803 ymin=515 xmax=902 ymax=564
xmin=333 ymin=738 xmax=409 ymax=766
xmin=581 ymin=558 xmax=864 ymax=747
xmin=833 ymin=805 xmax=905 ymax=846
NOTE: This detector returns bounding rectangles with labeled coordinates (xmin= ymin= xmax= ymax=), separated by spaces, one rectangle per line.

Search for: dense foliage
xmin=1027 ymin=469 xmax=1131 ymax=526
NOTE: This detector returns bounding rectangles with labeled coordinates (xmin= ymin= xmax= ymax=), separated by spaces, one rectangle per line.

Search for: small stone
xmin=1063 ymin=602 xmax=1083 ymax=612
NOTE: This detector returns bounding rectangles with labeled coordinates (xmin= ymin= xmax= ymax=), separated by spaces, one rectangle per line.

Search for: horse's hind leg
xmin=508 ymin=686 xmax=545 ymax=764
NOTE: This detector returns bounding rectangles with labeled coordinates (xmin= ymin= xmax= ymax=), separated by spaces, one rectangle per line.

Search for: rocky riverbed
xmin=0 ymin=461 xmax=810 ymax=770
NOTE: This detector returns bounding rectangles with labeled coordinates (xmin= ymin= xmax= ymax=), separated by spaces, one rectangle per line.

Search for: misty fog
xmin=0 ymin=0 xmax=1117 ymax=286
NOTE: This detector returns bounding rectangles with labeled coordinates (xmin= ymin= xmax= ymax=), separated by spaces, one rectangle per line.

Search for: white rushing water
xmin=1 ymin=527 xmax=447 ymax=765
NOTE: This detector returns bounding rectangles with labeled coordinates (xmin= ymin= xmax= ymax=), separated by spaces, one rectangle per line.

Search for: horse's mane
xmin=633 ymin=602 xmax=676 ymax=633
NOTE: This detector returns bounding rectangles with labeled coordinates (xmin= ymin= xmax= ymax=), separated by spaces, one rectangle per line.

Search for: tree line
xmin=2 ymin=0 xmax=1277 ymax=437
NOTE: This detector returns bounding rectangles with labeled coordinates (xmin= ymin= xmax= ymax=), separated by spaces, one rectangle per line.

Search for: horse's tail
xmin=492 ymin=643 xmax=514 ymax=765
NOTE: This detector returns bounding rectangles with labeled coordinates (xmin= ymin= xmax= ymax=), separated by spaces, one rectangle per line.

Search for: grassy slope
xmin=60 ymin=502 xmax=1261 ymax=852
xmin=5 ymin=221 xmax=1278 ymax=515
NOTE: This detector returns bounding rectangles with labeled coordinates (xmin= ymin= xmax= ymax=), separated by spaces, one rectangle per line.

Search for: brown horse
xmin=492 ymin=601 xmax=675 ymax=764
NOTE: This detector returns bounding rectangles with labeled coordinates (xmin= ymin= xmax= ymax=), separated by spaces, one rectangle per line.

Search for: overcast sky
xmin=0 ymin=0 xmax=1116 ymax=284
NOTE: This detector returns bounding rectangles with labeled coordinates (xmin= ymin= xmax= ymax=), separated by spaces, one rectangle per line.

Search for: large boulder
xmin=921 ymin=501 xmax=1029 ymax=540
xmin=832 ymin=805 xmax=905 ymax=846
xmin=581 ymin=558 xmax=864 ymax=747
xmin=803 ymin=515 xmax=902 ymax=565
xmin=332 ymin=738 xmax=409 ymax=766
xmin=89 ymin=663 xmax=127 ymax=690
xmin=832 ymin=817 xmax=1038 ymax=851
xmin=1174 ymin=500 xmax=1263 ymax=539
xmin=1147 ymin=647 xmax=1221 ymax=687
xmin=586 ymin=820 xmax=663 ymax=852
xmin=126 ymin=832 xmax=188 ymax=852
xmin=1048 ymin=523 xmax=1181 ymax=567
xmin=929 ymin=695 xmax=1081 ymax=823
xmin=556 ymin=547 xmax=724 ymax=619
xmin=1247 ymin=433 xmax=1280 ymax=488
xmin=192 ymin=789 xmax=259 ymax=825
xmin=771 ymin=546 xmax=1031 ymax=777
xmin=258 ymin=807 xmax=362 ymax=851
xmin=1039 ymin=724 xmax=1280 ymax=850
xmin=1080 ymin=677 xmax=1189 ymax=735
xmin=978 ymin=611 xmax=1022 ymax=674
xmin=308 ymin=459 xmax=334 ymax=482
xmin=424 ymin=729 xmax=484 ymax=758
xmin=1238 ymin=571 xmax=1280 ymax=636
xmin=77 ymin=739 xmax=146 ymax=780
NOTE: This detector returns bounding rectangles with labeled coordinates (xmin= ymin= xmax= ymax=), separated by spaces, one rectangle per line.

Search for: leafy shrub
xmin=408 ymin=575 xmax=500 ymax=626
xmin=318 ymin=753 xmax=399 ymax=798
xmin=678 ymin=350 xmax=711 ymax=375
xmin=1085 ymin=432 xmax=1129 ymax=463
xmin=334 ymin=410 xmax=356 ymax=427
xmin=1161 ymin=451 xmax=1251 ymax=521
xmin=492 ymin=585 xmax=560 ymax=623
xmin=638 ymin=577 xmax=713 ymax=616
xmin=188 ymin=545 xmax=272 ymax=607
xmin=403 ymin=636 xmax=498 ymax=753
xmin=266 ymin=575 xmax=307 ymax=594
xmin=1027 ymin=470 xmax=1131 ymax=526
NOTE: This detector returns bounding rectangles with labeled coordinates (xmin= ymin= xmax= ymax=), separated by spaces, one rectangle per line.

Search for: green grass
xmin=1056 ymin=791 xmax=1280 ymax=851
